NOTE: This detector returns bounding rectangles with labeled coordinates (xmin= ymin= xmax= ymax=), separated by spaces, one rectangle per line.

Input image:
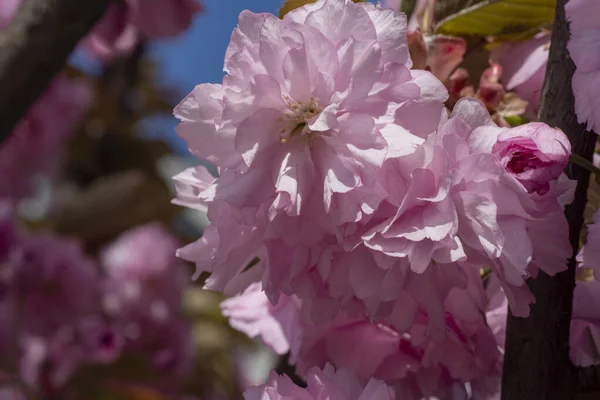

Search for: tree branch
xmin=500 ymin=0 xmax=597 ymax=399
xmin=576 ymin=365 xmax=600 ymax=393
xmin=0 ymin=0 xmax=110 ymax=146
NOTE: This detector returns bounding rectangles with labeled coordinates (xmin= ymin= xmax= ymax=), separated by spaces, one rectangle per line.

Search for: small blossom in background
xmin=84 ymin=0 xmax=203 ymax=60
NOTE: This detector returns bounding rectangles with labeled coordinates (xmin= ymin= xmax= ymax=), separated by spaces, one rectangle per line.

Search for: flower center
xmin=278 ymin=96 xmax=322 ymax=144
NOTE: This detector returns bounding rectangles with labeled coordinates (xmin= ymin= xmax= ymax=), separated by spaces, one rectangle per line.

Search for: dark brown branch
xmin=576 ymin=365 xmax=600 ymax=393
xmin=500 ymin=1 xmax=597 ymax=399
xmin=0 ymin=0 xmax=110 ymax=146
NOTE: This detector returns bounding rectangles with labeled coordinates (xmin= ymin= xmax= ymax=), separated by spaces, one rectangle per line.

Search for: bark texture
xmin=501 ymin=0 xmax=597 ymax=399
xmin=0 ymin=0 xmax=110 ymax=145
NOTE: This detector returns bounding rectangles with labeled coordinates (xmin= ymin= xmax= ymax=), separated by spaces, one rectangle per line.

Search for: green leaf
xmin=400 ymin=0 xmax=418 ymax=20
xmin=435 ymin=0 xmax=556 ymax=37
xmin=278 ymin=0 xmax=364 ymax=18
xmin=504 ymin=115 xmax=529 ymax=127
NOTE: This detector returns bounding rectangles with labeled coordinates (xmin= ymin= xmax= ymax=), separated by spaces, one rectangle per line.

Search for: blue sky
xmin=148 ymin=0 xmax=284 ymax=154
xmin=148 ymin=0 xmax=377 ymax=154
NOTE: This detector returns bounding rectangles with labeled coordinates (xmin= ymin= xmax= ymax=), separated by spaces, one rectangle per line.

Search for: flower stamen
xmin=278 ymin=96 xmax=321 ymax=144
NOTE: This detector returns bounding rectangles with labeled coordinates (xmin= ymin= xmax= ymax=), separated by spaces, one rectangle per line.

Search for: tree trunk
xmin=0 ymin=0 xmax=110 ymax=145
xmin=500 ymin=0 xmax=597 ymax=399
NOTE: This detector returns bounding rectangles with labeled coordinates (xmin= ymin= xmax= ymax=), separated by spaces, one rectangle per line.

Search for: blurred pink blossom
xmin=491 ymin=33 xmax=550 ymax=116
xmin=566 ymin=0 xmax=600 ymax=132
xmin=84 ymin=0 xmax=203 ymax=60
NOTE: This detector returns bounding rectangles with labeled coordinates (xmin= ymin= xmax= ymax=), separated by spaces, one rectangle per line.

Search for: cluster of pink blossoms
xmin=0 ymin=210 xmax=192 ymax=397
xmin=173 ymin=0 xmax=575 ymax=397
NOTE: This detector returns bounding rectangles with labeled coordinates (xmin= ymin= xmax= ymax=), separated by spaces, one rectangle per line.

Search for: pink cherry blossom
xmin=244 ymin=365 xmax=396 ymax=400
xmin=100 ymin=224 xmax=194 ymax=378
xmin=175 ymin=0 xmax=444 ymax=223
xmin=566 ymin=0 xmax=600 ymax=132
xmin=362 ymin=98 xmax=573 ymax=317
xmin=101 ymin=223 xmax=187 ymax=318
xmin=175 ymin=0 xmax=447 ymax=300
xmin=11 ymin=235 xmax=99 ymax=337
xmin=84 ymin=0 xmax=202 ymax=60
xmin=491 ymin=32 xmax=550 ymax=116
xmin=220 ymin=282 xmax=303 ymax=357
xmin=128 ymin=0 xmax=202 ymax=39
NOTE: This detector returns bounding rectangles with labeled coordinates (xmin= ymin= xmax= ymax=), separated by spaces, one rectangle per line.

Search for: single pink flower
xmin=175 ymin=0 xmax=447 ymax=300
xmin=491 ymin=122 xmax=571 ymax=195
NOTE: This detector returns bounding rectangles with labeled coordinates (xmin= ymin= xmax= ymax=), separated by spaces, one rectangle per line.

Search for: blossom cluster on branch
xmin=172 ymin=0 xmax=600 ymax=397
